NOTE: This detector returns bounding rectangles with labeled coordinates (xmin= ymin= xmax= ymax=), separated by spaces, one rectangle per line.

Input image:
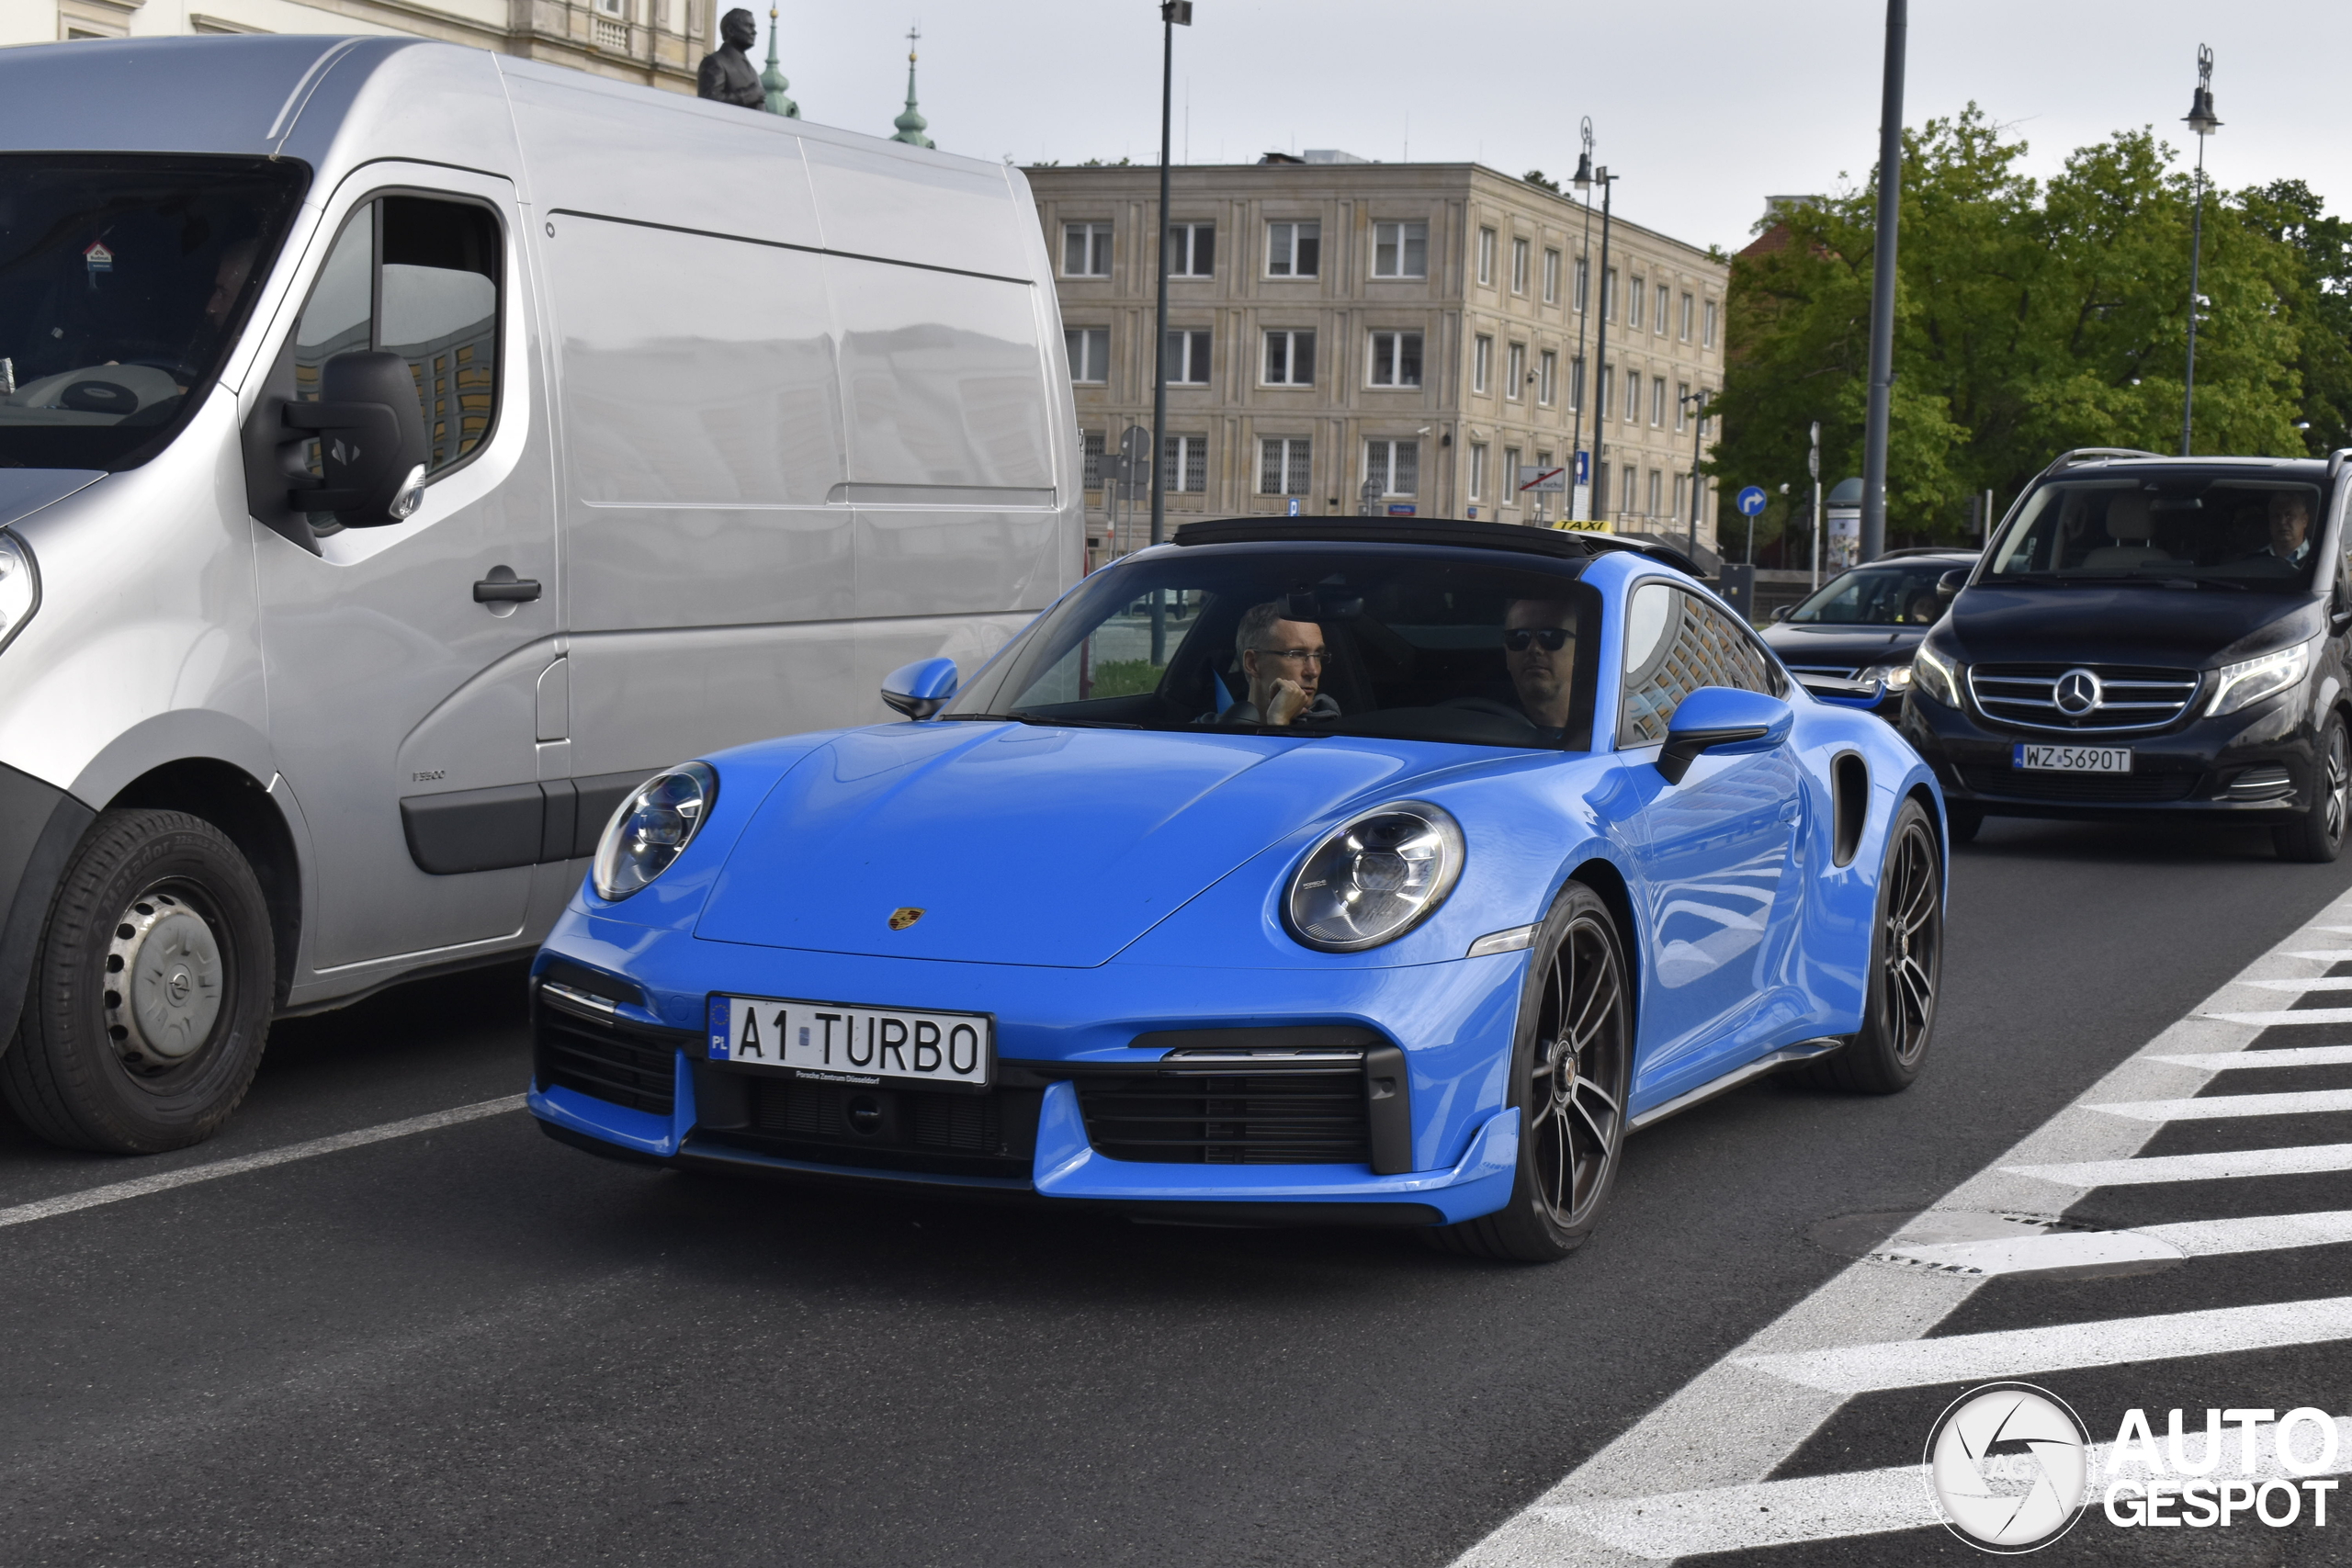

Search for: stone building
xmin=1027 ymin=154 xmax=1728 ymax=563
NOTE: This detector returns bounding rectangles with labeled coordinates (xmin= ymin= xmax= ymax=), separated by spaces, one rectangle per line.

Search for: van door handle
xmin=473 ymin=576 xmax=541 ymax=603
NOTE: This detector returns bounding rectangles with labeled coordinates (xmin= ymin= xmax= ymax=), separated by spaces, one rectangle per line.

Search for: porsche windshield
xmin=1986 ymin=471 xmax=2326 ymax=591
xmin=0 ymin=154 xmax=307 ymax=471
xmin=945 ymin=547 xmax=1603 ymax=750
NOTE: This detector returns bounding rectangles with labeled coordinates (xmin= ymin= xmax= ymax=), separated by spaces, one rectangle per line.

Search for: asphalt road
xmin=6 ymin=814 xmax=2351 ymax=1568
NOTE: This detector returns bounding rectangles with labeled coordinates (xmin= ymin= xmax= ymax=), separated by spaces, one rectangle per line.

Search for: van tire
xmin=1946 ymin=805 xmax=1983 ymax=844
xmin=2274 ymin=714 xmax=2349 ymax=864
xmin=1 ymin=810 xmax=275 ymax=1154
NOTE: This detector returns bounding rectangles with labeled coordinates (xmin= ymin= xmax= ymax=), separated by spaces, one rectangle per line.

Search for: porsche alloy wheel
xmin=1805 ymin=798 xmax=1941 ymax=1095
xmin=1429 ymin=881 xmax=1631 ymax=1263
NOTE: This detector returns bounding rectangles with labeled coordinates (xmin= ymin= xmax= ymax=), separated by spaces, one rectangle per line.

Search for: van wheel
xmin=1 ymin=810 xmax=275 ymax=1154
xmin=2275 ymin=715 xmax=2349 ymax=864
xmin=1946 ymin=805 xmax=1983 ymax=844
xmin=1804 ymin=799 xmax=1941 ymax=1094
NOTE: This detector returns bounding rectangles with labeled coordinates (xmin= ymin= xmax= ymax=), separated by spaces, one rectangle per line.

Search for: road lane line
xmin=2006 ymin=1142 xmax=2352 ymax=1187
xmin=2152 ymin=1044 xmax=2352 ymax=1069
xmin=2245 ymin=976 xmax=2352 ymax=991
xmin=2284 ymin=949 xmax=2352 ymax=961
xmin=1875 ymin=1209 xmax=2352 ymax=1276
xmin=1736 ymin=1296 xmax=2352 ymax=1394
xmin=0 ymin=1095 xmax=528 ymax=1230
xmin=2205 ymin=1006 xmax=2352 ymax=1026
xmin=2086 ymin=1088 xmax=2352 ymax=1121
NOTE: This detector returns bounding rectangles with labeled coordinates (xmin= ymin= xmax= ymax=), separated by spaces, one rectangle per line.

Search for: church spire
xmin=760 ymin=5 xmax=797 ymax=118
xmin=890 ymin=24 xmax=934 ymax=148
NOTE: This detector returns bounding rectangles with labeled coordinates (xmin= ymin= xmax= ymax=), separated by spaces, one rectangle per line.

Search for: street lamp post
xmin=1679 ymin=387 xmax=1712 ymax=559
xmin=1569 ymin=119 xmax=1596 ymax=523
xmin=1147 ymin=0 xmax=1191 ymax=661
xmin=2182 ymin=44 xmax=2221 ymax=457
xmin=1858 ymin=0 xmax=1905 ymax=566
xmin=1573 ymin=155 xmax=1617 ymax=527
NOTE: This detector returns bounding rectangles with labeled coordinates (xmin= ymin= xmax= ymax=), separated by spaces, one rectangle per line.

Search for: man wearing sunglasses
xmin=1503 ymin=598 xmax=1580 ymax=733
xmin=1225 ymin=599 xmax=1341 ymax=727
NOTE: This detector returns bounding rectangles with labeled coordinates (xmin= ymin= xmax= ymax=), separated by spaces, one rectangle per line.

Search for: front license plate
xmin=710 ymin=995 xmax=993 ymax=1089
xmin=2014 ymin=742 xmax=2132 ymax=773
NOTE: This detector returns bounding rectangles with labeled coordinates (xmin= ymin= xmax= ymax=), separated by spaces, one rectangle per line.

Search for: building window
xmin=1655 ymin=283 xmax=1669 ymax=333
xmin=1510 ymin=236 xmax=1531 ymax=295
xmin=1504 ymin=446 xmax=1521 ymax=503
xmin=1628 ymin=275 xmax=1645 ymax=328
xmin=1082 ymin=429 xmax=1105 ymax=488
xmin=1062 ymin=220 xmax=1112 ymax=277
xmin=1703 ymin=299 xmax=1718 ymax=348
xmin=1266 ymin=220 xmax=1321 ymax=277
xmin=1675 ymin=380 xmax=1690 ymax=431
xmin=1570 ymin=355 xmax=1586 ymax=412
xmin=1263 ymin=329 xmax=1316 ymax=386
xmin=1602 ymin=267 xmax=1617 ymax=320
xmin=1599 ymin=362 xmax=1612 ymax=419
xmin=1165 ymin=221 xmax=1215 ymax=278
xmin=1673 ymin=472 xmax=1689 ymax=519
xmin=1065 ymin=327 xmax=1109 ymax=385
xmin=1476 ymin=226 xmax=1497 ymax=286
xmin=1624 ymin=368 xmax=1640 ymax=423
xmin=1260 ymin=436 xmax=1312 ymax=495
xmin=1368 ymin=330 xmax=1422 ymax=387
xmin=1163 ymin=328 xmax=1211 ymax=384
xmin=1374 ymin=220 xmax=1428 ymax=278
xmin=1544 ymin=248 xmax=1561 ymax=305
xmin=1163 ymin=433 xmax=1208 ymax=492
xmin=1506 ymin=341 xmax=1527 ymax=401
xmin=1473 ymin=334 xmax=1492 ymax=395
xmin=1365 ymin=437 xmax=1419 ymax=496
xmin=1622 ymin=464 xmax=1636 ymax=513
xmin=1651 ymin=377 xmax=1667 ymax=426
xmin=1538 ymin=349 xmax=1557 ymax=406
xmin=1679 ymin=291 xmax=1694 ymax=342
xmin=1575 ymin=255 xmax=1590 ymax=312
xmin=1647 ymin=468 xmax=1663 ymax=517
xmin=1532 ymin=449 xmax=1555 ymax=518
xmin=1468 ymin=441 xmax=1488 ymax=501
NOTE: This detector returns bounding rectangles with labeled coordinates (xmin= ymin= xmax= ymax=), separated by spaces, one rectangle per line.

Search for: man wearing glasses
xmin=1227 ymin=600 xmax=1340 ymax=727
xmin=1503 ymin=598 xmax=1579 ymax=733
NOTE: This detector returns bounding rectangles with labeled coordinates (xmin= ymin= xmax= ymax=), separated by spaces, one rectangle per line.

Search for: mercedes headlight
xmin=2208 ymin=639 xmax=2314 ymax=717
xmin=593 ymin=762 xmax=717 ymax=901
xmin=0 ymin=531 xmax=38 ymax=656
xmin=1912 ymin=643 xmax=1962 ymax=708
xmin=1284 ymin=800 xmax=1464 ymax=953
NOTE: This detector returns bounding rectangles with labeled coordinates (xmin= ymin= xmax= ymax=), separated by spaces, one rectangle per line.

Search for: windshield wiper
xmin=2146 ymin=573 xmax=2249 ymax=592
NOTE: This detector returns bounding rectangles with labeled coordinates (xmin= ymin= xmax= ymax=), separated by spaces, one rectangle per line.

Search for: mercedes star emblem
xmin=2053 ymin=669 xmax=2102 ymax=716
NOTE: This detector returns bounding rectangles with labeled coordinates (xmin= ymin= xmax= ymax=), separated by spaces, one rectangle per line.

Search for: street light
xmin=1678 ymin=387 xmax=1713 ymax=558
xmin=1572 ymin=150 xmax=1617 ymax=528
xmin=1568 ymin=119 xmax=1596 ymax=522
xmin=1147 ymin=0 xmax=1191 ymax=660
xmin=2181 ymin=43 xmax=2220 ymax=457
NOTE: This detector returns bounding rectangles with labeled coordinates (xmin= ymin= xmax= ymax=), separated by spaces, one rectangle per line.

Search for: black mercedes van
xmin=1902 ymin=448 xmax=2351 ymax=860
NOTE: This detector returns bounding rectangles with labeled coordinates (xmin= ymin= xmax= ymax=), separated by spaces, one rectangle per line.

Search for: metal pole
xmin=1148 ymin=4 xmax=1177 ymax=661
xmin=1809 ymin=420 xmax=1824 ymax=590
xmin=1686 ymin=391 xmax=1705 ymax=558
xmin=1859 ymin=0 xmax=1905 ymax=565
xmin=1571 ymin=122 xmax=1596 ymax=523
xmin=1590 ymin=173 xmax=1614 ymax=525
xmin=2182 ymin=132 xmax=2207 ymax=456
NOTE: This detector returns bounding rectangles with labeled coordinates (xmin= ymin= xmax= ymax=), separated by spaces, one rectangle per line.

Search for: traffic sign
xmin=1286 ymin=497 xmax=1300 ymax=516
xmin=1573 ymin=450 xmax=1589 ymax=484
xmin=1518 ymin=466 xmax=1566 ymax=494
xmin=1736 ymin=485 xmax=1768 ymax=517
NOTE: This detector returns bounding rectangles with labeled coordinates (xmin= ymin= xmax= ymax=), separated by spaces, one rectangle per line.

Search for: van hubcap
xmin=106 ymin=888 xmax=224 ymax=1072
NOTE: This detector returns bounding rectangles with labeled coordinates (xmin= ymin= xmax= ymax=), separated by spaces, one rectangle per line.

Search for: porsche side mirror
xmin=881 ymin=656 xmax=959 ymax=719
xmin=284 ymin=350 xmax=430 ymax=525
xmin=1769 ymin=604 xmax=1793 ymax=623
xmin=1657 ymin=687 xmax=1793 ymax=785
xmin=1936 ymin=568 xmax=1969 ymax=603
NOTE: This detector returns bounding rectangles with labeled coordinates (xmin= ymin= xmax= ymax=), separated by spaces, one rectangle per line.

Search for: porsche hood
xmin=693 ymin=723 xmax=1425 ymax=967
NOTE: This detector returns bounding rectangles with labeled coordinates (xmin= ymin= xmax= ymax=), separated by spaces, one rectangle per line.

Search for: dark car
xmin=1902 ymin=448 xmax=2351 ymax=859
xmin=1762 ymin=549 xmax=1981 ymax=720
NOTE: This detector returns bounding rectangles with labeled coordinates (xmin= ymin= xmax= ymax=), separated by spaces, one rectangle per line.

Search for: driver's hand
xmin=1265 ymin=678 xmax=1307 ymax=726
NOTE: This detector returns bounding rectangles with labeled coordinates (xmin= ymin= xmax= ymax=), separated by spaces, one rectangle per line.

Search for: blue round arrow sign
xmin=1735 ymin=485 xmax=1768 ymax=516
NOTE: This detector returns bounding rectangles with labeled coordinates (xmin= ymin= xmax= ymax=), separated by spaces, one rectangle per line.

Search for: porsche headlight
xmin=1870 ymin=662 xmax=1914 ymax=692
xmin=2207 ymin=639 xmax=2314 ymax=717
xmin=0 ymin=531 xmax=38 ymax=656
xmin=1912 ymin=643 xmax=1962 ymax=708
xmin=592 ymin=762 xmax=717 ymax=901
xmin=1284 ymin=800 xmax=1464 ymax=953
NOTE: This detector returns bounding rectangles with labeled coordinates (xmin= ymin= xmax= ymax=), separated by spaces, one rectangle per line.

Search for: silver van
xmin=0 ymin=38 xmax=1081 ymax=1154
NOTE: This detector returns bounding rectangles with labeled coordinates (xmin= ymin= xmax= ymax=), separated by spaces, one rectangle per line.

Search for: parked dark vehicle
xmin=1763 ymin=548 xmax=1981 ymax=720
xmin=1901 ymin=448 xmax=2352 ymax=860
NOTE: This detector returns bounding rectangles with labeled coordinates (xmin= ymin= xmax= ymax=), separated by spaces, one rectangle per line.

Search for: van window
xmin=1988 ymin=471 xmax=2326 ymax=590
xmin=0 ymin=153 xmax=307 ymax=471
xmin=1620 ymin=582 xmax=1776 ymax=744
xmin=291 ymin=196 xmax=499 ymax=480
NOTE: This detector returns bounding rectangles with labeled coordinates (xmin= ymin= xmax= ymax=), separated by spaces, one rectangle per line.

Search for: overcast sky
xmin=777 ymin=1 xmax=2352 ymax=254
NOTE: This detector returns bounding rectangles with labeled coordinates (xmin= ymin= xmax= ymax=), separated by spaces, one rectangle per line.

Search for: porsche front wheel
xmin=1429 ymin=882 xmax=1631 ymax=1264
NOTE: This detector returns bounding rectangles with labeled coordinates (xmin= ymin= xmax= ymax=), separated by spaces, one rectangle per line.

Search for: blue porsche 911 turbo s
xmin=528 ymin=517 xmax=1947 ymax=1261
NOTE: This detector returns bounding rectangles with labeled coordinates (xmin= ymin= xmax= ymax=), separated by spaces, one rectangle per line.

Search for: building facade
xmin=4 ymin=0 xmax=716 ymax=94
xmin=1027 ymin=157 xmax=1727 ymax=563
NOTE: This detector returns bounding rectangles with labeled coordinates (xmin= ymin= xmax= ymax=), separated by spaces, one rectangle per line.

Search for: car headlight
xmin=1912 ymin=643 xmax=1962 ymax=707
xmin=1284 ymin=800 xmax=1464 ymax=953
xmin=592 ymin=762 xmax=718 ymax=901
xmin=1870 ymin=662 xmax=1914 ymax=692
xmin=2207 ymin=639 xmax=2314 ymax=717
xmin=0 ymin=531 xmax=39 ymax=656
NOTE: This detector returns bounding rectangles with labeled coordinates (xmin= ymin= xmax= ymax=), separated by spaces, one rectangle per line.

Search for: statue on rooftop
xmin=695 ymin=8 xmax=764 ymax=110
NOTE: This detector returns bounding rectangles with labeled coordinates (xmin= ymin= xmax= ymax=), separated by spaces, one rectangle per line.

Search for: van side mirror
xmin=881 ymin=657 xmax=958 ymax=719
xmin=1657 ymin=687 xmax=1793 ymax=784
xmin=1936 ymin=568 xmax=1968 ymax=603
xmin=283 ymin=351 xmax=429 ymax=526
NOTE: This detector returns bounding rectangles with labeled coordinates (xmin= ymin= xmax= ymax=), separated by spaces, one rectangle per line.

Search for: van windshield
xmin=1986 ymin=471 xmax=2326 ymax=591
xmin=0 ymin=154 xmax=308 ymax=472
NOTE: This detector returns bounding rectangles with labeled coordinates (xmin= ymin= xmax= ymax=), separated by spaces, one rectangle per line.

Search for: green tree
xmin=1713 ymin=107 xmax=2315 ymax=547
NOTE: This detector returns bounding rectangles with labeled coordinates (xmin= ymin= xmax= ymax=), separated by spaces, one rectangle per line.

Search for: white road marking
xmin=2245 ymin=976 xmax=2352 ymax=991
xmin=2284 ymin=949 xmax=2352 ymax=961
xmin=0 ymin=1095 xmax=527 ymax=1231
xmin=1737 ymin=1295 xmax=2352 ymax=1395
xmin=2205 ymin=1006 xmax=2352 ymax=1026
xmin=2007 ymin=1142 xmax=2352 ymax=1188
xmin=2152 ymin=1044 xmax=2352 ymax=1070
xmin=1544 ymin=1417 xmax=2352 ymax=1561
xmin=2086 ymin=1088 xmax=2352 ymax=1121
xmin=1873 ymin=1208 xmax=2352 ymax=1275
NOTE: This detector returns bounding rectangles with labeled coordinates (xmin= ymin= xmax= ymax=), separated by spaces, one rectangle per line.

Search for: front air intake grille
xmin=1965 ymin=663 xmax=2200 ymax=733
xmin=713 ymin=1076 xmax=1040 ymax=1178
xmin=1076 ymin=1056 xmax=1373 ymax=1165
xmin=533 ymin=996 xmax=691 ymax=1116
xmin=1957 ymin=766 xmax=2199 ymax=803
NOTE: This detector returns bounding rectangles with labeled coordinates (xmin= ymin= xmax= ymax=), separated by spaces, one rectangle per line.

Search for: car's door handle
xmin=473 ymin=576 xmax=542 ymax=603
